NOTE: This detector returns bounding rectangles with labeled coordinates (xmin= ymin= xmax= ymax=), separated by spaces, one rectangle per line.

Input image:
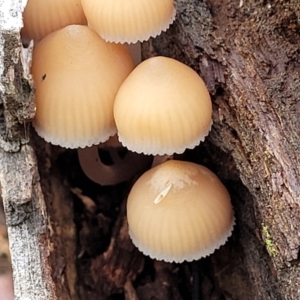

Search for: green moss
xmin=262 ymin=225 xmax=279 ymax=257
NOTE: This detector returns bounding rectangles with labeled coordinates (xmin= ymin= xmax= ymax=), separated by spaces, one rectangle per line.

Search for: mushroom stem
xmin=125 ymin=42 xmax=141 ymax=65
xmin=151 ymin=154 xmax=173 ymax=168
xmin=77 ymin=139 xmax=152 ymax=185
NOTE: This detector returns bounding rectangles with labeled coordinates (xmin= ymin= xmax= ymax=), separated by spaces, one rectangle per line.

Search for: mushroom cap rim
xmin=117 ymin=119 xmax=213 ymax=156
xmin=128 ymin=216 xmax=235 ymax=263
xmin=32 ymin=123 xmax=117 ymax=149
xmin=93 ymin=7 xmax=176 ymax=44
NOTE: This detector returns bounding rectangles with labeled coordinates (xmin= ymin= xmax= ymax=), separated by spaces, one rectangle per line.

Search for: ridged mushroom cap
xmin=114 ymin=56 xmax=212 ymax=155
xmin=81 ymin=0 xmax=176 ymax=43
xmin=21 ymin=0 xmax=87 ymax=43
xmin=127 ymin=160 xmax=234 ymax=263
xmin=31 ymin=25 xmax=135 ymax=148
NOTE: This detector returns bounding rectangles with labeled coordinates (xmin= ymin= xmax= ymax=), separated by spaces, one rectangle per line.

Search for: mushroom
xmin=114 ymin=56 xmax=212 ymax=156
xmin=81 ymin=0 xmax=176 ymax=43
xmin=77 ymin=135 xmax=153 ymax=185
xmin=126 ymin=160 xmax=234 ymax=263
xmin=31 ymin=25 xmax=135 ymax=148
xmin=21 ymin=0 xmax=87 ymax=43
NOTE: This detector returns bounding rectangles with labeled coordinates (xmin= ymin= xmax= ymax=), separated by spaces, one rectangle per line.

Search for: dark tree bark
xmin=142 ymin=0 xmax=299 ymax=299
xmin=0 ymin=0 xmax=299 ymax=299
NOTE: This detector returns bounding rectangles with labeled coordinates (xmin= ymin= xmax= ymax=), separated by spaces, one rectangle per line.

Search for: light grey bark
xmin=0 ymin=1 xmax=56 ymax=299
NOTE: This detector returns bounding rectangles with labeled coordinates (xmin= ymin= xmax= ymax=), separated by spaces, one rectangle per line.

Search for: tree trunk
xmin=142 ymin=0 xmax=300 ymax=299
xmin=0 ymin=0 xmax=299 ymax=299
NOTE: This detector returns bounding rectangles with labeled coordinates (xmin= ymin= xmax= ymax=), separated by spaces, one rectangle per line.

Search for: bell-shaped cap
xmin=127 ymin=160 xmax=234 ymax=263
xmin=114 ymin=56 xmax=212 ymax=155
xmin=31 ymin=25 xmax=135 ymax=148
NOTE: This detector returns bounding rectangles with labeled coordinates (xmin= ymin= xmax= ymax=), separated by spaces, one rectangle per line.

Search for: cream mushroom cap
xmin=31 ymin=25 xmax=135 ymax=148
xmin=114 ymin=56 xmax=212 ymax=155
xmin=21 ymin=0 xmax=87 ymax=43
xmin=81 ymin=0 xmax=176 ymax=43
xmin=127 ymin=160 xmax=234 ymax=263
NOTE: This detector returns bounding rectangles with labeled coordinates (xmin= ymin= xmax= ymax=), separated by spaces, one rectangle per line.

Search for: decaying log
xmin=1 ymin=0 xmax=300 ymax=299
xmin=143 ymin=0 xmax=300 ymax=298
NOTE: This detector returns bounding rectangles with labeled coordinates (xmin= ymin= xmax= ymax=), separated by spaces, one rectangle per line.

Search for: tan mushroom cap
xmin=127 ymin=160 xmax=234 ymax=263
xmin=31 ymin=25 xmax=135 ymax=148
xmin=114 ymin=56 xmax=212 ymax=155
xmin=21 ymin=0 xmax=87 ymax=43
xmin=81 ymin=0 xmax=176 ymax=43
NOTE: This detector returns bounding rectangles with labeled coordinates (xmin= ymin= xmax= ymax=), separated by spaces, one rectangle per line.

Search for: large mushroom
xmin=127 ymin=160 xmax=234 ymax=263
xmin=114 ymin=56 xmax=212 ymax=156
xmin=31 ymin=25 xmax=135 ymax=148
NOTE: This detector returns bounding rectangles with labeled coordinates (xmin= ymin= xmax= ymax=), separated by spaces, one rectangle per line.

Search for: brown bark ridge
xmin=0 ymin=1 xmax=57 ymax=299
xmin=143 ymin=0 xmax=300 ymax=298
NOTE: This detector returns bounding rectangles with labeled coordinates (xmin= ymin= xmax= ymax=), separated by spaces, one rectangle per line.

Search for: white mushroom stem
xmin=151 ymin=154 xmax=173 ymax=168
xmin=125 ymin=42 xmax=141 ymax=66
xmin=77 ymin=143 xmax=152 ymax=186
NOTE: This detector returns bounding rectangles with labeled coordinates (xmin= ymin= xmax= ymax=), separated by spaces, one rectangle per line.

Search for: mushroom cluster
xmin=24 ymin=0 xmax=234 ymax=263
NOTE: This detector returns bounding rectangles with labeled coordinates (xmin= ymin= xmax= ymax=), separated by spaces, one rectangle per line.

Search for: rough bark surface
xmin=142 ymin=0 xmax=300 ymax=298
xmin=0 ymin=0 xmax=300 ymax=300
xmin=0 ymin=1 xmax=57 ymax=299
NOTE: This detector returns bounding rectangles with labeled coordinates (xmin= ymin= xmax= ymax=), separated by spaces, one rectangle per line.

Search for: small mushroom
xmin=81 ymin=0 xmax=176 ymax=43
xmin=77 ymin=135 xmax=153 ymax=186
xmin=21 ymin=0 xmax=87 ymax=43
xmin=114 ymin=56 xmax=212 ymax=155
xmin=127 ymin=160 xmax=234 ymax=263
xmin=31 ymin=25 xmax=135 ymax=148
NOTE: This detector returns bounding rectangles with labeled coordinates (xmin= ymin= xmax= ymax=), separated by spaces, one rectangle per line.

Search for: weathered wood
xmin=0 ymin=1 xmax=57 ymax=299
xmin=38 ymin=146 xmax=149 ymax=300
xmin=32 ymin=142 xmax=79 ymax=300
